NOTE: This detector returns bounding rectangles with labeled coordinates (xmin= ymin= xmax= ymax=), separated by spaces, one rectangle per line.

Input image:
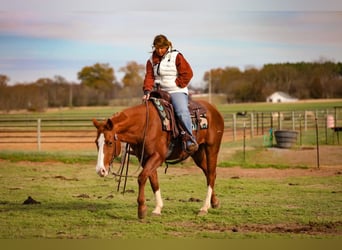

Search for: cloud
xmin=2 ymin=0 xmax=342 ymax=12
xmin=1 ymin=1 xmax=342 ymax=85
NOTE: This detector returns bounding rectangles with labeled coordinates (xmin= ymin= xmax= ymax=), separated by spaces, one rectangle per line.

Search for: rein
xmin=111 ymin=143 xmax=131 ymax=193
xmin=140 ymin=99 xmax=149 ymax=166
xmin=110 ymin=100 xmax=150 ymax=193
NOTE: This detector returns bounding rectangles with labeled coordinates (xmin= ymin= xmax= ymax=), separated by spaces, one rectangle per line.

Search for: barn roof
xmin=266 ymin=91 xmax=298 ymax=103
xmin=268 ymin=91 xmax=297 ymax=99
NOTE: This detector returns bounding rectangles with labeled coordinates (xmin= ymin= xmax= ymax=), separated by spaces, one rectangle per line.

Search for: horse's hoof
xmin=138 ymin=206 xmax=147 ymax=219
xmin=197 ymin=210 xmax=208 ymax=216
xmin=152 ymin=212 xmax=161 ymax=217
xmin=138 ymin=211 xmax=147 ymax=219
xmin=212 ymin=200 xmax=220 ymax=209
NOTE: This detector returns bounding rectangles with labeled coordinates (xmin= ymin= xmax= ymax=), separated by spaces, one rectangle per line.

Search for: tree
xmin=78 ymin=63 xmax=116 ymax=90
xmin=0 ymin=74 xmax=9 ymax=87
xmin=309 ymin=77 xmax=323 ymax=99
xmin=78 ymin=63 xmax=118 ymax=103
xmin=203 ymin=67 xmax=243 ymax=102
xmin=119 ymin=61 xmax=145 ymax=97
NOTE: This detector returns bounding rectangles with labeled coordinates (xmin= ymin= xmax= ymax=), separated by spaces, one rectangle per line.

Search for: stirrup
xmin=185 ymin=140 xmax=198 ymax=154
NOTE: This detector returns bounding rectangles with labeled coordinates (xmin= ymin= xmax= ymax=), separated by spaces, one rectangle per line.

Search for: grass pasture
xmin=0 ymin=99 xmax=341 ymax=239
xmin=0 ymin=151 xmax=341 ymax=239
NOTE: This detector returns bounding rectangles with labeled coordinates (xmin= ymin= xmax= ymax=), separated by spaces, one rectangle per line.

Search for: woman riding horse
xmin=142 ymin=34 xmax=198 ymax=154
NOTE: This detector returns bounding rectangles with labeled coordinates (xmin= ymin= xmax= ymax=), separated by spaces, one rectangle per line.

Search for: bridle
xmin=108 ymin=100 xmax=150 ymax=193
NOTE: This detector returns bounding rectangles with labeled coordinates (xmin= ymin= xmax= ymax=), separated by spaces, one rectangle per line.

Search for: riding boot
xmin=181 ymin=131 xmax=198 ymax=154
xmin=186 ymin=138 xmax=198 ymax=154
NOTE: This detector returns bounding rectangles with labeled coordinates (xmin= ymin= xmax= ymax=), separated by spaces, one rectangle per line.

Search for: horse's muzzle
xmin=96 ymin=166 xmax=108 ymax=177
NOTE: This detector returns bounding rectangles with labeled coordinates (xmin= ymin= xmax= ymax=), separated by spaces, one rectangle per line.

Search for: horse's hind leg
xmin=192 ymin=145 xmax=220 ymax=215
xmin=199 ymin=175 xmax=219 ymax=216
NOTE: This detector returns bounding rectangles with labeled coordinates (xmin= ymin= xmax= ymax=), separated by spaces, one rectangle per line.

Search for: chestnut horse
xmin=93 ymin=99 xmax=224 ymax=219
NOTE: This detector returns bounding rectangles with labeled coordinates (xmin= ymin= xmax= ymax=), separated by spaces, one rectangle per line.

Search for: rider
xmin=142 ymin=34 xmax=198 ymax=154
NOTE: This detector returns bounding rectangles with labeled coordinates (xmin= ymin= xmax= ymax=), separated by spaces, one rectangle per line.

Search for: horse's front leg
xmin=149 ymin=170 xmax=163 ymax=216
xmin=137 ymin=153 xmax=163 ymax=219
xmin=137 ymin=171 xmax=148 ymax=219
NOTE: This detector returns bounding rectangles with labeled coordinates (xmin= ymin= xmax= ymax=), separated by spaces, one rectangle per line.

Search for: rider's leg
xmin=170 ymin=92 xmax=198 ymax=153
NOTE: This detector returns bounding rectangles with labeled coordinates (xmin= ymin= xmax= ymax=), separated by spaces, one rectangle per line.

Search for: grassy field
xmin=0 ymin=148 xmax=341 ymax=239
xmin=1 ymin=98 xmax=341 ymax=117
xmin=0 ymin=100 xmax=341 ymax=239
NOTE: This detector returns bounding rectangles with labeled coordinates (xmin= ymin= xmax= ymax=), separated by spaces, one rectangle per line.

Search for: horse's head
xmin=92 ymin=118 xmax=121 ymax=177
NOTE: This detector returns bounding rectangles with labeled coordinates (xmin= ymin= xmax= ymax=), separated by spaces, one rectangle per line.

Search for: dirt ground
xmin=174 ymin=164 xmax=342 ymax=180
xmin=162 ymin=144 xmax=342 ymax=179
xmin=0 ymin=131 xmax=341 ymax=179
xmin=1 ymin=137 xmax=341 ymax=237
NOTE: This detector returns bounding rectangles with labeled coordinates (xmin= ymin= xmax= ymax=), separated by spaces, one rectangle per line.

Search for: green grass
xmin=0 ymin=106 xmax=125 ymax=120
xmin=0 ymin=100 xmax=341 ymax=239
xmin=0 ymin=158 xmax=341 ymax=239
xmin=1 ymin=99 xmax=341 ymax=118
xmin=218 ymin=160 xmax=308 ymax=170
xmin=217 ymin=99 xmax=342 ymax=113
xmin=0 ymin=150 xmax=97 ymax=164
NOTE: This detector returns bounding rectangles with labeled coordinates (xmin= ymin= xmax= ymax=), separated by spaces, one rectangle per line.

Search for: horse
xmin=92 ymin=99 xmax=224 ymax=219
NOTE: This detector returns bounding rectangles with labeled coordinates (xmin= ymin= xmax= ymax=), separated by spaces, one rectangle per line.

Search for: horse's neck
xmin=113 ymin=104 xmax=152 ymax=144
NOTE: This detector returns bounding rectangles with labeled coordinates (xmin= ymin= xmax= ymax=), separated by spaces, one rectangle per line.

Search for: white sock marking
xmin=200 ymin=186 xmax=212 ymax=212
xmin=152 ymin=189 xmax=163 ymax=215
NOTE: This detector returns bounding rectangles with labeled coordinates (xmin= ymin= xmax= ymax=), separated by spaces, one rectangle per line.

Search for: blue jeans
xmin=170 ymin=92 xmax=193 ymax=136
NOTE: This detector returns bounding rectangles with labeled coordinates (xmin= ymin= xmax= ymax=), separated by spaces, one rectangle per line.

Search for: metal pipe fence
xmin=0 ymin=109 xmax=341 ymax=151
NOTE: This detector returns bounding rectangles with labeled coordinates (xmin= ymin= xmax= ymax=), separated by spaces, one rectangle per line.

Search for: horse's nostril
xmin=96 ymin=167 xmax=106 ymax=177
xmin=100 ymin=167 xmax=108 ymax=177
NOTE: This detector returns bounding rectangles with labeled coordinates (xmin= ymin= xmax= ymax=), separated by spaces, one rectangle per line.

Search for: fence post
xmin=292 ymin=111 xmax=295 ymax=130
xmin=243 ymin=122 xmax=246 ymax=162
xmin=37 ymin=118 xmax=41 ymax=152
xmin=315 ymin=117 xmax=320 ymax=169
xmin=261 ymin=112 xmax=264 ymax=135
xmin=232 ymin=113 xmax=236 ymax=142
xmin=278 ymin=111 xmax=281 ymax=130
xmin=250 ymin=112 xmax=254 ymax=138
xmin=325 ymin=109 xmax=328 ymax=145
xmin=256 ymin=112 xmax=259 ymax=135
xmin=299 ymin=114 xmax=302 ymax=146
xmin=304 ymin=110 xmax=308 ymax=131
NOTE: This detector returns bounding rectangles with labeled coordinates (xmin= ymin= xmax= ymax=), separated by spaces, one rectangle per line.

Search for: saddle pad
xmin=150 ymin=97 xmax=208 ymax=133
xmin=192 ymin=115 xmax=208 ymax=130
xmin=150 ymin=97 xmax=172 ymax=131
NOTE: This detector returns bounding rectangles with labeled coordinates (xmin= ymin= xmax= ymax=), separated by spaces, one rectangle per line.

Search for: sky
xmin=1 ymin=0 xmax=342 ymax=87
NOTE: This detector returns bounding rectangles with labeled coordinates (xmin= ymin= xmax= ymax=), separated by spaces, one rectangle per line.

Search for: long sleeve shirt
xmin=143 ymin=50 xmax=193 ymax=94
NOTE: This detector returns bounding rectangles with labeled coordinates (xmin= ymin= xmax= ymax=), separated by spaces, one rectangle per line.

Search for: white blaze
xmin=96 ymin=133 xmax=107 ymax=176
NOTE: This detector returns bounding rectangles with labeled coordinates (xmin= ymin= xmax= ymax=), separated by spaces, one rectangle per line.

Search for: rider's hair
xmin=153 ymin=34 xmax=172 ymax=49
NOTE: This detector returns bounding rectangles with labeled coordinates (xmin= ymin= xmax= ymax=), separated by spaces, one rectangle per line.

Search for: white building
xmin=266 ymin=91 xmax=298 ymax=103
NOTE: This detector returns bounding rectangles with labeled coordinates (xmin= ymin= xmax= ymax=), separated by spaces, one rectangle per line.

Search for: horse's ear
xmin=105 ymin=118 xmax=114 ymax=130
xmin=92 ymin=118 xmax=100 ymax=128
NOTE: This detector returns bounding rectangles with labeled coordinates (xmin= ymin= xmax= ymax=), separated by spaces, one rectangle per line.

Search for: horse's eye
xmin=105 ymin=141 xmax=113 ymax=147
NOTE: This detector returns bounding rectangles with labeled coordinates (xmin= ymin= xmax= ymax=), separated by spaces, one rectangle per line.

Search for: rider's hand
xmin=142 ymin=93 xmax=150 ymax=102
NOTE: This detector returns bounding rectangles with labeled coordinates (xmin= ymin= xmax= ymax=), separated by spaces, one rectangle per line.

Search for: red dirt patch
xmin=1 ymin=129 xmax=341 ymax=179
xmin=167 ymin=165 xmax=342 ymax=179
